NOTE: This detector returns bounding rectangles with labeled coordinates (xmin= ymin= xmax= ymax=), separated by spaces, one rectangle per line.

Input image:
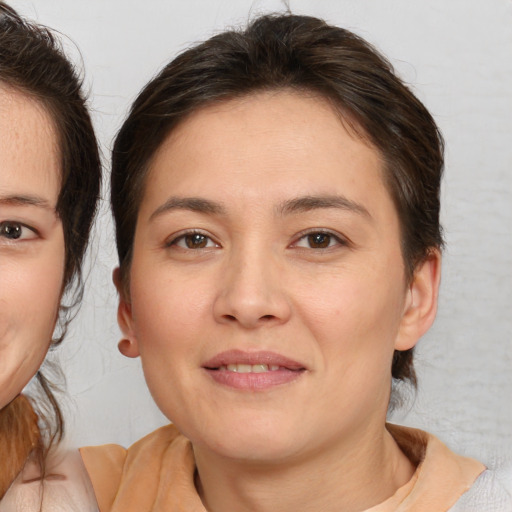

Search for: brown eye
xmin=293 ymin=230 xmax=346 ymax=250
xmin=0 ymin=221 xmax=36 ymax=241
xmin=184 ymin=233 xmax=209 ymax=249
xmin=307 ymin=233 xmax=331 ymax=248
xmin=168 ymin=231 xmax=218 ymax=250
xmin=0 ymin=222 xmax=23 ymax=239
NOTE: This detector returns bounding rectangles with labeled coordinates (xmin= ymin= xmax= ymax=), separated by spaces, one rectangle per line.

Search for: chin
xmin=187 ymin=415 xmax=306 ymax=463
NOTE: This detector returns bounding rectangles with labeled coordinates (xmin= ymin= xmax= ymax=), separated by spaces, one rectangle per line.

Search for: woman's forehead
xmin=138 ymin=91 xmax=397 ymax=233
xmin=162 ymin=89 xmax=372 ymax=150
xmin=0 ymin=87 xmax=60 ymax=204
xmin=149 ymin=92 xmax=383 ymax=187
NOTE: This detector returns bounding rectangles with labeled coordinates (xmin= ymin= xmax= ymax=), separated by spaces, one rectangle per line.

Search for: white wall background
xmin=9 ymin=0 xmax=512 ymax=467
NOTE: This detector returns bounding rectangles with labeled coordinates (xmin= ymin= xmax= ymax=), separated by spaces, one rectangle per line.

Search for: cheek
xmin=0 ymin=250 xmax=64 ymax=407
xmin=293 ymin=271 xmax=405 ymax=423
xmin=0 ymin=258 xmax=62 ymax=333
xmin=130 ymin=268 xmax=212 ymax=355
xmin=128 ymin=262 xmax=218 ymax=415
xmin=295 ymin=263 xmax=406 ymax=360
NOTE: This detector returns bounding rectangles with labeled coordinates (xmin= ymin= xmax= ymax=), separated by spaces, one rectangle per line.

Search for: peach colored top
xmin=80 ymin=424 xmax=485 ymax=512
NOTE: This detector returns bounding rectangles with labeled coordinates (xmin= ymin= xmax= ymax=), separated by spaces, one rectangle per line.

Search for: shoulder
xmin=388 ymin=424 xmax=512 ymax=511
xmin=80 ymin=424 xmax=183 ymax=512
xmin=386 ymin=423 xmax=487 ymax=510
xmin=0 ymin=449 xmax=98 ymax=512
xmin=80 ymin=423 xmax=181 ymax=474
xmin=449 ymin=461 xmax=512 ymax=511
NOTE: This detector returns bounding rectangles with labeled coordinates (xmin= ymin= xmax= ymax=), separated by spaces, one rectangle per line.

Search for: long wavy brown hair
xmin=0 ymin=1 xmax=100 ymax=497
xmin=0 ymin=396 xmax=41 ymax=497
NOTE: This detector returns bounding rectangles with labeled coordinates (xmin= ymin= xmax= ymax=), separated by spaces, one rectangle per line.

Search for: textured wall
xmin=9 ymin=0 xmax=512 ymax=465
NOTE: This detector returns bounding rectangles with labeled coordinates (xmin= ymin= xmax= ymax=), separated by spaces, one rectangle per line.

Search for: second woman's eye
xmin=169 ymin=232 xmax=218 ymax=250
xmin=0 ymin=221 xmax=37 ymax=242
xmin=294 ymin=231 xmax=345 ymax=249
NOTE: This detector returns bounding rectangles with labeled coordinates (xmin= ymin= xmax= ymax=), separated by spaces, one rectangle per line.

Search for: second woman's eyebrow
xmin=149 ymin=196 xmax=226 ymax=221
xmin=149 ymin=194 xmax=372 ymax=221
xmin=278 ymin=195 xmax=372 ymax=219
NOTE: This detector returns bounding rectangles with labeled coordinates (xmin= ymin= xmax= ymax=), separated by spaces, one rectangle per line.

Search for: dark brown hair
xmin=111 ymin=14 xmax=444 ymax=391
xmin=0 ymin=0 xmax=101 ymax=494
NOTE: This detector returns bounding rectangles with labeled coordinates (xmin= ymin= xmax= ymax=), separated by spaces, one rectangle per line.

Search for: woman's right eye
xmin=0 ymin=221 xmax=37 ymax=242
xmin=168 ymin=232 xmax=218 ymax=250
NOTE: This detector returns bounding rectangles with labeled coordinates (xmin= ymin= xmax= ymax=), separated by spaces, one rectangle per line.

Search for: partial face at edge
xmin=0 ymin=86 xmax=65 ymax=409
xmin=118 ymin=91 xmax=440 ymax=462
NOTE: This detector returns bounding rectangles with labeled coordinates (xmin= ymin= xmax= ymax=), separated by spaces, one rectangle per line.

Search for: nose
xmin=212 ymin=247 xmax=292 ymax=329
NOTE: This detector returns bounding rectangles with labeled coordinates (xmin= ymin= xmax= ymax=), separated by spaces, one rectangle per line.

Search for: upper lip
xmin=203 ymin=350 xmax=306 ymax=371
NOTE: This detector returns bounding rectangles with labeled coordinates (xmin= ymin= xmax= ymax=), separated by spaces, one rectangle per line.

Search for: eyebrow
xmin=0 ymin=194 xmax=55 ymax=212
xmin=149 ymin=194 xmax=371 ymax=221
xmin=278 ymin=195 xmax=371 ymax=218
xmin=150 ymin=196 xmax=226 ymax=220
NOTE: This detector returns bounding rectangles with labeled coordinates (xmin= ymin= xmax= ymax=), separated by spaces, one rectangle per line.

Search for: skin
xmin=118 ymin=90 xmax=441 ymax=512
xmin=0 ymin=86 xmax=65 ymax=410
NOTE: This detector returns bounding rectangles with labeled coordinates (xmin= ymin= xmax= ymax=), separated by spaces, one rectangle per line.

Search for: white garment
xmin=0 ymin=450 xmax=98 ymax=512
xmin=449 ymin=464 xmax=512 ymax=511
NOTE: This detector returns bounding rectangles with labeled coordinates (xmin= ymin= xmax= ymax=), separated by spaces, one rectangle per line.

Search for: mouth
xmin=202 ymin=350 xmax=306 ymax=390
xmin=215 ymin=363 xmax=286 ymax=373
xmin=203 ymin=349 xmax=306 ymax=371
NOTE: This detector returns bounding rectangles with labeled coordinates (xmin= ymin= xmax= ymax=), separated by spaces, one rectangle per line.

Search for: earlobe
xmin=118 ymin=336 xmax=139 ymax=358
xmin=395 ymin=250 xmax=442 ymax=351
xmin=113 ymin=267 xmax=140 ymax=359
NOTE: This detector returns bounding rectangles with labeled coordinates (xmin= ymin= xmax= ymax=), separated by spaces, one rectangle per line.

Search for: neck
xmin=194 ymin=423 xmax=415 ymax=512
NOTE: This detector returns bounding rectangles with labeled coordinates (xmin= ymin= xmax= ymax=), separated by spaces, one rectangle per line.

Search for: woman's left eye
xmin=293 ymin=231 xmax=345 ymax=249
xmin=169 ymin=232 xmax=218 ymax=250
xmin=0 ymin=221 xmax=37 ymax=242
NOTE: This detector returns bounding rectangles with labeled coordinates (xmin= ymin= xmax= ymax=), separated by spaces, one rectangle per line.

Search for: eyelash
xmin=0 ymin=220 xmax=38 ymax=242
xmin=165 ymin=229 xmax=348 ymax=251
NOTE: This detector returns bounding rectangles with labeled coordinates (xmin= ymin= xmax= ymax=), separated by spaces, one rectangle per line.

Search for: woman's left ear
xmin=395 ymin=249 xmax=442 ymax=351
xmin=113 ymin=267 xmax=140 ymax=359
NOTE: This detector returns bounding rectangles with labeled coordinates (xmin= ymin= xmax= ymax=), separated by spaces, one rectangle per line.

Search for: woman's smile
xmin=202 ymin=349 xmax=307 ymax=391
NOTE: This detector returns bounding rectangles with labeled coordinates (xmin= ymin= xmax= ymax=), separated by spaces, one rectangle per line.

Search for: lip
xmin=203 ymin=349 xmax=305 ymax=371
xmin=202 ymin=350 xmax=306 ymax=391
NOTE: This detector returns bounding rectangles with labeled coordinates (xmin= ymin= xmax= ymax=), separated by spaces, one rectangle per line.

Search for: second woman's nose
xmin=212 ymin=245 xmax=292 ymax=330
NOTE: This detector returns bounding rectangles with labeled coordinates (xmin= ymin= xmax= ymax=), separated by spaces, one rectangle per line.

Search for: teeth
xmin=219 ymin=364 xmax=281 ymax=373
xmin=233 ymin=364 xmax=251 ymax=373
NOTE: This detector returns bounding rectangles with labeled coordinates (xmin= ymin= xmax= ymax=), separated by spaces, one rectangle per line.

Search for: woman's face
xmin=120 ymin=91 xmax=438 ymax=463
xmin=0 ymin=87 xmax=65 ymax=409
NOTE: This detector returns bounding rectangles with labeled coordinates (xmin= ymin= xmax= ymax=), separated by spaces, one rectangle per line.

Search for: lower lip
xmin=204 ymin=368 xmax=305 ymax=391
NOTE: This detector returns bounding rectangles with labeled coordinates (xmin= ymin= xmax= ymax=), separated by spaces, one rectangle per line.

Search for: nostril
xmin=221 ymin=313 xmax=275 ymax=323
